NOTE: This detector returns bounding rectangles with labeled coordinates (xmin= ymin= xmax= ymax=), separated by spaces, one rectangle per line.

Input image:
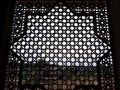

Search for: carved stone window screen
xmin=4 ymin=0 xmax=115 ymax=90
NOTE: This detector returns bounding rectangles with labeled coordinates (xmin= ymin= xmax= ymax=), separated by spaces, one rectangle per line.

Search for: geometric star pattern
xmin=11 ymin=5 xmax=108 ymax=66
xmin=4 ymin=0 xmax=115 ymax=90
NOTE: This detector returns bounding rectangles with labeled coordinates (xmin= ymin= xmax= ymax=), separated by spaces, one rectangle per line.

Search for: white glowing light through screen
xmin=11 ymin=6 xmax=108 ymax=66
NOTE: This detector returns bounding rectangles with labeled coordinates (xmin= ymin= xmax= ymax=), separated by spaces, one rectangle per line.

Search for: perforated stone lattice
xmin=12 ymin=6 xmax=108 ymax=66
xmin=4 ymin=0 xmax=115 ymax=90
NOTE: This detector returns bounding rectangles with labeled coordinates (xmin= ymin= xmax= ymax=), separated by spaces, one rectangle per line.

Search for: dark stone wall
xmin=108 ymin=0 xmax=120 ymax=90
xmin=0 ymin=0 xmax=7 ymax=89
xmin=0 ymin=0 xmax=15 ymax=89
